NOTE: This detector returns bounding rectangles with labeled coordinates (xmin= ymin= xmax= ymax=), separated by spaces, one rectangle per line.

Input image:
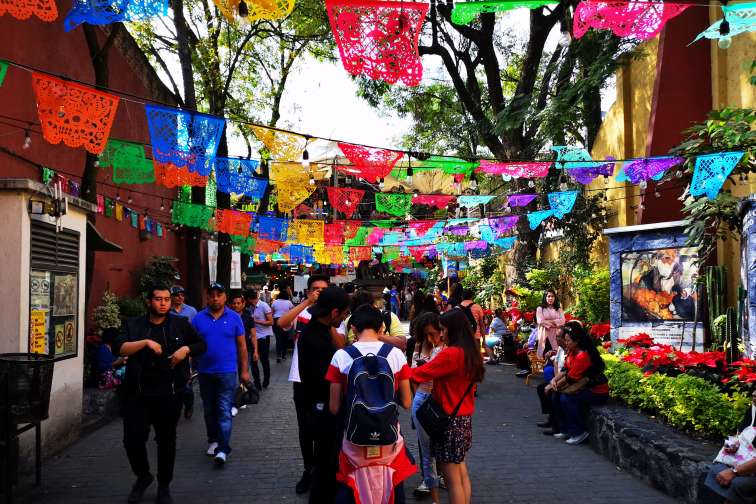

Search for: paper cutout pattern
xmin=326 ymin=187 xmax=365 ymax=217
xmin=211 ymin=0 xmax=294 ymax=22
xmin=98 ymin=139 xmax=155 ymax=184
xmin=0 ymin=0 xmax=58 ymax=21
xmin=337 ymin=143 xmax=404 ymax=182
xmin=573 ymin=0 xmax=689 ymax=41
xmin=215 ymin=209 xmax=252 ymax=237
xmin=548 ymin=190 xmax=579 ymax=218
xmin=64 ymin=0 xmax=168 ymax=31
xmin=413 ymin=194 xmax=455 ymax=208
xmin=145 ymin=104 xmax=224 ymax=175
xmin=527 ymin=210 xmax=554 ymax=230
xmin=326 ymin=0 xmax=429 ymax=86
xmin=375 ymin=192 xmax=412 ymax=216
xmin=457 ymin=195 xmax=495 ymax=208
xmin=451 ymin=0 xmax=555 ymax=24
xmin=32 ymin=72 xmax=120 ymax=155
xmin=214 ymin=157 xmax=267 ymax=198
xmin=477 ymin=160 xmax=550 ymax=178
xmin=154 ymin=161 xmax=208 ymax=187
xmin=690 ymin=151 xmax=744 ymax=199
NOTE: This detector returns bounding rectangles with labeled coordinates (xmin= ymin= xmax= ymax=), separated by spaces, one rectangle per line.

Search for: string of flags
xmin=0 ymin=50 xmax=750 ymax=269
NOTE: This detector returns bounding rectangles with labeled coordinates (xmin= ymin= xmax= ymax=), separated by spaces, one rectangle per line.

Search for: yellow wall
xmin=707 ymin=4 xmax=756 ymax=305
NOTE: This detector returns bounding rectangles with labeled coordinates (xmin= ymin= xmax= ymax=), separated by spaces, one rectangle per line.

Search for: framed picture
xmin=620 ymin=246 xmax=699 ymax=322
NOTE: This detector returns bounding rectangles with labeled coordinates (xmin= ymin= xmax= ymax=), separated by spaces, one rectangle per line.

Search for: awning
xmin=87 ymin=221 xmax=123 ymax=253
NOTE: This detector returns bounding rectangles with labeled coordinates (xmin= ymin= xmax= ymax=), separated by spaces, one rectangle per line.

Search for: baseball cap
xmin=208 ymin=282 xmax=226 ymax=293
xmin=170 ymin=286 xmax=185 ymax=295
xmin=308 ymin=286 xmax=350 ymax=318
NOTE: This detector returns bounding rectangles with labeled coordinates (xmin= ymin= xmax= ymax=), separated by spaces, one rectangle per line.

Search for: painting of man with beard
xmin=621 ymin=247 xmax=698 ymax=321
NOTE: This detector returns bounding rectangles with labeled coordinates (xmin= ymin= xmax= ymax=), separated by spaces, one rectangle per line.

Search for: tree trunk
xmin=173 ymin=0 xmax=204 ymax=308
xmin=215 ymin=129 xmax=232 ymax=288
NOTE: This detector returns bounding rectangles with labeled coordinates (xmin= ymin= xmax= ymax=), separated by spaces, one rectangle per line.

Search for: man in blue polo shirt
xmin=170 ymin=286 xmax=198 ymax=321
xmin=192 ymin=283 xmax=249 ymax=466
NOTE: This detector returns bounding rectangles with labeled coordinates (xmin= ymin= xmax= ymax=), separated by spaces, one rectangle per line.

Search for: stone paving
xmin=22 ymin=341 xmax=680 ymax=504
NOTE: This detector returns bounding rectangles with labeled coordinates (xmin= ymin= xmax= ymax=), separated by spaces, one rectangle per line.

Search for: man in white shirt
xmin=276 ymin=275 xmax=346 ymax=495
xmin=246 ymin=289 xmax=274 ymax=390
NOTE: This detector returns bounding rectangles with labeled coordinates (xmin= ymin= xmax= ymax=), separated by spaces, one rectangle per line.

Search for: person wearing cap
xmin=170 ymin=286 xmax=197 ymax=322
xmin=296 ymin=286 xmax=351 ymax=504
xmin=192 ymin=283 xmax=249 ymax=467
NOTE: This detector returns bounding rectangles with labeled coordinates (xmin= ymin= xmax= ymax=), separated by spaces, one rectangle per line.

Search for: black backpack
xmin=459 ymin=304 xmax=478 ymax=333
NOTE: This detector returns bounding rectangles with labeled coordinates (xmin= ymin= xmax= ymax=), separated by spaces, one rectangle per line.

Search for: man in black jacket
xmin=113 ymin=285 xmax=206 ymax=504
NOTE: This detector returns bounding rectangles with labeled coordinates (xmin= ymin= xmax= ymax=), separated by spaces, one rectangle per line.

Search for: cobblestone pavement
xmin=23 ymin=338 xmax=679 ymax=504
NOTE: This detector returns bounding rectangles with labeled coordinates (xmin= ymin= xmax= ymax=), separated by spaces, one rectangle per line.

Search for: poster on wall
xmin=54 ymin=323 xmax=65 ymax=355
xmin=30 ymin=310 xmax=47 ymax=354
xmin=621 ymin=247 xmax=699 ymax=322
xmin=31 ymin=271 xmax=51 ymax=311
xmin=53 ymin=273 xmax=77 ymax=316
xmin=64 ymin=319 xmax=76 ymax=353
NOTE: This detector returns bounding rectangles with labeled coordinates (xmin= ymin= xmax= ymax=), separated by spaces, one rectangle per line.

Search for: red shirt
xmin=409 ymin=347 xmax=476 ymax=416
xmin=565 ymin=350 xmax=609 ymax=394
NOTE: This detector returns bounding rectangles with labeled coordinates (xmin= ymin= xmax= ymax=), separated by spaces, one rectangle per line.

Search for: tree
xmin=359 ymin=2 xmax=633 ymax=277
xmin=130 ymin=0 xmax=331 ymax=291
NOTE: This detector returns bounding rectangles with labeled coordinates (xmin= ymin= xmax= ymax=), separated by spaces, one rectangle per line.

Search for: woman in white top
xmin=410 ymin=312 xmax=445 ymax=502
xmin=271 ymin=291 xmax=295 ymax=363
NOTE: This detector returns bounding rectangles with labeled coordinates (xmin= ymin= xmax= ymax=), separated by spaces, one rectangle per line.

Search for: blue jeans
xmin=556 ymin=390 xmax=608 ymax=437
xmin=411 ymin=390 xmax=438 ymax=489
xmin=198 ymin=372 xmax=237 ymax=454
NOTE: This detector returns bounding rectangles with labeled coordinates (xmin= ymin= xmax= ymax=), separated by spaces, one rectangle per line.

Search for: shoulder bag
xmin=416 ymin=381 xmax=475 ymax=440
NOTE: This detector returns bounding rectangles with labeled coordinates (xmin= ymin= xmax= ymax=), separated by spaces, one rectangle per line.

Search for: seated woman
xmin=484 ymin=309 xmax=511 ymax=365
xmin=549 ymin=321 xmax=609 ymax=445
xmin=536 ymin=329 xmax=567 ymax=435
xmin=704 ymin=388 xmax=756 ymax=504
xmin=95 ymin=328 xmax=127 ymax=389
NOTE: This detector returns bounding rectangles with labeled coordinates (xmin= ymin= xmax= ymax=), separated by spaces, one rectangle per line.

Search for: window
xmin=29 ymin=220 xmax=80 ymax=361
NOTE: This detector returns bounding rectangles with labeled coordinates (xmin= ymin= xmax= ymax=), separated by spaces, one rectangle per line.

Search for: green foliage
xmin=92 ymin=290 xmax=121 ymax=332
xmin=574 ymin=268 xmax=610 ymax=323
xmin=604 ymin=354 xmax=749 ymax=438
xmin=117 ymin=297 xmax=147 ymax=319
xmin=137 ymin=256 xmax=180 ymax=296
xmin=669 ymin=108 xmax=756 ymax=264
xmin=525 ymin=268 xmax=557 ymax=291
xmin=512 ymin=285 xmax=542 ymax=312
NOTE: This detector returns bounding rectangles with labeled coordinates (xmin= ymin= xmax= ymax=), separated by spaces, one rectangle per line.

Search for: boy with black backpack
xmin=327 ymin=304 xmax=416 ymax=504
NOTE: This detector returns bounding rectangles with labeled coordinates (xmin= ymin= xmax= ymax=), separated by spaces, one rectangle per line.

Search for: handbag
xmin=715 ymin=408 xmax=756 ymax=466
xmin=416 ymin=381 xmax=475 ymax=440
xmin=560 ymin=376 xmax=590 ymax=395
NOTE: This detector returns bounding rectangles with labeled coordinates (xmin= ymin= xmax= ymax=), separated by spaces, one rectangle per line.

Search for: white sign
xmin=208 ymin=240 xmax=218 ymax=283
xmin=231 ymin=249 xmax=241 ymax=289
xmin=617 ymin=323 xmax=704 ymax=352
xmin=208 ymin=241 xmax=241 ymax=288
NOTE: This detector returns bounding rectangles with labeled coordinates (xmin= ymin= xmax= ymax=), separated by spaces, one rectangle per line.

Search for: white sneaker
xmin=566 ymin=432 xmax=590 ymax=445
xmin=206 ymin=442 xmax=218 ymax=456
xmin=413 ymin=482 xmax=431 ymax=495
xmin=553 ymin=433 xmax=568 ymax=440
xmin=214 ymin=452 xmax=227 ymax=466
xmin=231 ymin=407 xmax=238 ymax=417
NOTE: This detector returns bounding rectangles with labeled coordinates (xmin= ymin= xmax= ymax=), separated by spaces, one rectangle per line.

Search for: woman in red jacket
xmin=552 ymin=321 xmax=609 ymax=445
xmin=410 ymin=308 xmax=485 ymax=504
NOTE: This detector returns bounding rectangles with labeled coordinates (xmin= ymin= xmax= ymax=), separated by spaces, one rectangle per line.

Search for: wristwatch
xmin=732 ymin=467 xmax=740 ymax=476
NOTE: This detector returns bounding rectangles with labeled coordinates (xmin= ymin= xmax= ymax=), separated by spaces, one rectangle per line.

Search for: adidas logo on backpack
xmin=343 ymin=343 xmax=399 ymax=446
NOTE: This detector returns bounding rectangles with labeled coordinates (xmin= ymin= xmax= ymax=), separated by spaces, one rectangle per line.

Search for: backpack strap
xmin=343 ymin=345 xmax=362 ymax=360
xmin=450 ymin=381 xmax=476 ymax=418
xmin=377 ymin=343 xmax=393 ymax=358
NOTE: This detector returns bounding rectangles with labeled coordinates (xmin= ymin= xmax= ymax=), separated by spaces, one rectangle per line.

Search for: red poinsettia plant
xmin=723 ymin=359 xmax=756 ymax=384
xmin=523 ymin=311 xmax=535 ymax=323
xmin=618 ymin=332 xmax=654 ymax=348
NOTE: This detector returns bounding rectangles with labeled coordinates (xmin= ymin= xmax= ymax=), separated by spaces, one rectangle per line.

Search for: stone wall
xmin=587 ymin=402 xmax=721 ymax=504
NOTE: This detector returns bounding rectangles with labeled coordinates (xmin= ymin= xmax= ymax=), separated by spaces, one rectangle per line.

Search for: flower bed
xmin=603 ymin=353 xmax=749 ymax=438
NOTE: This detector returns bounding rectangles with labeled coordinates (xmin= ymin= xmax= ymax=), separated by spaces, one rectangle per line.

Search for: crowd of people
xmin=106 ymin=275 xmax=619 ymax=504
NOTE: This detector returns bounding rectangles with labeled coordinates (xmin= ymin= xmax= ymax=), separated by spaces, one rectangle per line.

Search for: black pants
xmin=293 ymin=383 xmax=314 ymax=473
xmin=536 ymin=383 xmax=560 ymax=432
xmin=273 ymin=320 xmax=288 ymax=360
xmin=123 ymin=394 xmax=182 ymax=486
xmin=308 ymin=408 xmax=343 ymax=504
xmin=251 ymin=337 xmax=270 ymax=388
